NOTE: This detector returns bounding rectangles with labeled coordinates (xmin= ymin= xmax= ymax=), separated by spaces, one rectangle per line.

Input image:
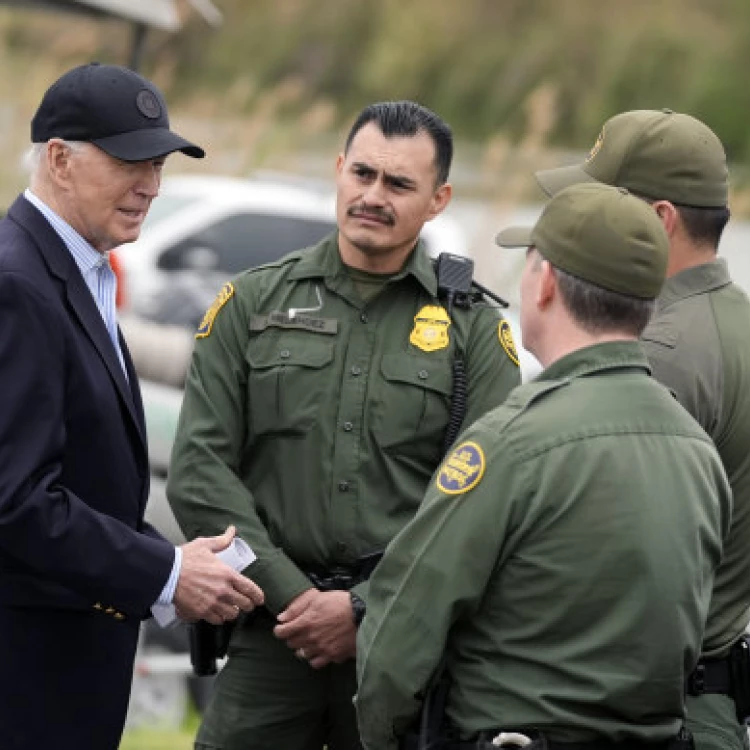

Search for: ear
xmin=651 ymin=200 xmax=679 ymax=237
xmin=537 ymin=258 xmax=556 ymax=309
xmin=335 ymin=152 xmax=345 ymax=177
xmin=45 ymin=139 xmax=74 ymax=189
xmin=426 ymin=182 xmax=452 ymax=221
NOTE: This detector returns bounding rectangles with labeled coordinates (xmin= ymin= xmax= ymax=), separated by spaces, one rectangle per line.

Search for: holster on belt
xmin=399 ymin=662 xmax=453 ymax=750
xmin=688 ymin=634 xmax=750 ymax=724
xmin=189 ymin=618 xmax=236 ymax=677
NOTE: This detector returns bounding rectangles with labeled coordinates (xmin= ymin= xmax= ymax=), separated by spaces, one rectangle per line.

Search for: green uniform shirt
xmin=641 ymin=258 xmax=750 ymax=657
xmin=167 ymin=234 xmax=520 ymax=613
xmin=356 ymin=342 xmax=731 ymax=748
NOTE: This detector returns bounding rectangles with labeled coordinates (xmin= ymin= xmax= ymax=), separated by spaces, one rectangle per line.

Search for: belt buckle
xmin=687 ymin=662 xmax=706 ymax=696
xmin=330 ymin=566 xmax=354 ymax=590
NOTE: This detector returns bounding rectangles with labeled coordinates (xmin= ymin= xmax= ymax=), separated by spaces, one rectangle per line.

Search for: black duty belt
xmin=686 ymin=634 xmax=750 ymax=724
xmin=300 ymin=551 xmax=383 ymax=592
xmin=302 ymin=564 xmax=363 ymax=591
xmin=402 ymin=732 xmax=676 ymax=750
xmin=687 ymin=657 xmax=731 ymax=696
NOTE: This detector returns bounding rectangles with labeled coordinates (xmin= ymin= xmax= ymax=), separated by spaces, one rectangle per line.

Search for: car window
xmin=156 ymin=213 xmax=337 ymax=273
xmin=142 ymin=195 xmax=200 ymax=231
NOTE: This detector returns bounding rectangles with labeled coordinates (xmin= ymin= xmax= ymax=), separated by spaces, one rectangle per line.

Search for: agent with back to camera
xmin=166 ymin=100 xmax=521 ymax=750
xmin=536 ymin=109 xmax=750 ymax=750
xmin=356 ymin=183 xmax=732 ymax=750
xmin=0 ymin=63 xmax=263 ymax=750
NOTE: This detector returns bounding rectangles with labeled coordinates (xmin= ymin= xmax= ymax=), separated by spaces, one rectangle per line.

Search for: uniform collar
xmin=539 ymin=340 xmax=651 ymax=383
xmin=288 ymin=231 xmax=438 ymax=297
xmin=657 ymin=258 xmax=731 ymax=310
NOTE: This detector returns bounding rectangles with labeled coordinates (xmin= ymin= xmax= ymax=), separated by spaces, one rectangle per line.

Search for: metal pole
xmin=129 ymin=21 xmax=149 ymax=71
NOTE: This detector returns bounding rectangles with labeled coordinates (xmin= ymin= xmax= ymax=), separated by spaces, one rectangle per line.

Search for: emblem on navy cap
xmin=136 ymin=89 xmax=161 ymax=119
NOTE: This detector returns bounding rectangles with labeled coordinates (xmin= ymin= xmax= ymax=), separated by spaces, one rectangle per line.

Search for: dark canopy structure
xmin=0 ymin=0 xmax=221 ymax=69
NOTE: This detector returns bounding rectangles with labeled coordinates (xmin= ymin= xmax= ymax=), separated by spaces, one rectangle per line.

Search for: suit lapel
xmin=65 ymin=271 xmax=147 ymax=445
xmin=120 ymin=328 xmax=148 ymax=451
xmin=7 ymin=196 xmax=148 ymax=458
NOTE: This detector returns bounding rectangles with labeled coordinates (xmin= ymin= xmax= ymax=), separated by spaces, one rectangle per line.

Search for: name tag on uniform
xmin=250 ymin=312 xmax=338 ymax=335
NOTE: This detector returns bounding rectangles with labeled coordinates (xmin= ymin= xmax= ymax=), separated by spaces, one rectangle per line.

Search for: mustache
xmin=347 ymin=204 xmax=395 ymax=226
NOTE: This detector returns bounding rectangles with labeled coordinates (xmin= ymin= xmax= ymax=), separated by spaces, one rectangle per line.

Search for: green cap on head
xmin=496 ymin=183 xmax=669 ymax=299
xmin=535 ymin=109 xmax=728 ymax=208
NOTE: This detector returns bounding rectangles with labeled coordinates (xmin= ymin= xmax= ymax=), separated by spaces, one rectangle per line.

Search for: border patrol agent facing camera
xmin=356 ymin=183 xmax=731 ymax=750
xmin=167 ymin=101 xmax=521 ymax=750
xmin=537 ymin=110 xmax=750 ymax=750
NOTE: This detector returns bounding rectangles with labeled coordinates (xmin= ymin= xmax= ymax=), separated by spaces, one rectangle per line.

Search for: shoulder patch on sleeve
xmin=196 ymin=282 xmax=235 ymax=339
xmin=498 ymin=319 xmax=520 ymax=366
xmin=436 ymin=441 xmax=486 ymax=495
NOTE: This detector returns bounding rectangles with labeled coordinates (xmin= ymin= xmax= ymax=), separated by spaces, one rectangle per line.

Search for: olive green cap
xmin=535 ymin=109 xmax=728 ymax=208
xmin=496 ymin=183 xmax=669 ymax=299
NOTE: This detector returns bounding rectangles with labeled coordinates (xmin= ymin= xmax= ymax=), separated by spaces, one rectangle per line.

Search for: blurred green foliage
xmin=2 ymin=0 xmax=750 ymax=199
xmin=142 ymin=0 xmax=750 ymax=161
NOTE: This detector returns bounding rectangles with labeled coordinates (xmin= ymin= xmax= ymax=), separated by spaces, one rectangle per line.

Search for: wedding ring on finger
xmin=295 ymin=648 xmax=307 ymax=660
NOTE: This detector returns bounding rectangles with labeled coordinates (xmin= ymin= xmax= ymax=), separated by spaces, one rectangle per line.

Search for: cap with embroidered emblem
xmin=495 ymin=183 xmax=669 ymax=299
xmin=535 ymin=109 xmax=728 ymax=208
xmin=31 ymin=62 xmax=204 ymax=161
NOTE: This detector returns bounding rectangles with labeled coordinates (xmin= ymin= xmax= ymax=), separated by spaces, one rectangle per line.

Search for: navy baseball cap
xmin=31 ymin=62 xmax=204 ymax=161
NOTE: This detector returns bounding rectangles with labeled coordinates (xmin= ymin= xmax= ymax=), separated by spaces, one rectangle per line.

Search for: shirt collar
xmin=539 ymin=340 xmax=651 ymax=383
xmin=657 ymin=258 xmax=731 ymax=311
xmin=288 ymin=231 xmax=438 ymax=296
xmin=24 ymin=188 xmax=106 ymax=275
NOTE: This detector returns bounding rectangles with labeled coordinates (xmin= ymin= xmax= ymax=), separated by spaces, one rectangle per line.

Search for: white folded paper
xmin=152 ymin=538 xmax=257 ymax=628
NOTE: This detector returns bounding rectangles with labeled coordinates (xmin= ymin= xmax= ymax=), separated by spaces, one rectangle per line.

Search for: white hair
xmin=24 ymin=140 xmax=88 ymax=177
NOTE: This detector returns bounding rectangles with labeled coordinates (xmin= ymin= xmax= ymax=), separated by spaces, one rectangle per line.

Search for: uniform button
xmin=360 ymin=312 xmax=369 ymax=323
xmin=338 ymin=480 xmax=350 ymax=492
xmin=336 ymin=541 xmax=348 ymax=554
xmin=279 ymin=349 xmax=291 ymax=359
xmin=351 ymin=366 xmax=361 ymax=376
xmin=343 ymin=421 xmax=353 ymax=432
xmin=418 ymin=370 xmax=428 ymax=380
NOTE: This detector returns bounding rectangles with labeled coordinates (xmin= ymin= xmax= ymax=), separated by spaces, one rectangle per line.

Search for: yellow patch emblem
xmin=586 ymin=127 xmax=605 ymax=163
xmin=409 ymin=305 xmax=451 ymax=352
xmin=436 ymin=441 xmax=486 ymax=495
xmin=498 ymin=320 xmax=520 ymax=367
xmin=196 ymin=282 xmax=235 ymax=339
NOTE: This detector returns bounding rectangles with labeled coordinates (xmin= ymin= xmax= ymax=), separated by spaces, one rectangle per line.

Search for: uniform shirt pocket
xmin=373 ymin=353 xmax=452 ymax=459
xmin=246 ymin=333 xmax=335 ymax=438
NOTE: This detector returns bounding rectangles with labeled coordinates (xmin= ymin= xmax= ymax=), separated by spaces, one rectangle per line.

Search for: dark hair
xmin=344 ymin=101 xmax=453 ymax=186
xmin=674 ymin=204 xmax=730 ymax=248
xmin=553 ymin=264 xmax=655 ymax=337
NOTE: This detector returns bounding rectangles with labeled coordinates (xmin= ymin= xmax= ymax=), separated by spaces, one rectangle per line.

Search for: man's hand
xmin=173 ymin=525 xmax=264 ymax=625
xmin=274 ymin=588 xmax=356 ymax=669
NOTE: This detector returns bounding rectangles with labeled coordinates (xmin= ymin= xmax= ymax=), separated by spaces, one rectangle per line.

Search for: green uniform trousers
xmin=195 ymin=614 xmax=362 ymax=750
xmin=686 ymin=693 xmax=750 ymax=750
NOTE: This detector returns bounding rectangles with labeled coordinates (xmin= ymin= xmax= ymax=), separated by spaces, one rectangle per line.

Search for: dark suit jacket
xmin=0 ymin=194 xmax=175 ymax=747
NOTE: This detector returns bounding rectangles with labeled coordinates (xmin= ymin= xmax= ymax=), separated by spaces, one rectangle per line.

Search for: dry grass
xmin=120 ymin=728 xmax=195 ymax=750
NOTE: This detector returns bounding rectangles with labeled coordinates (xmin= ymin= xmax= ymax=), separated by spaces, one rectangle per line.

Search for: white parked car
xmin=113 ymin=172 xmax=469 ymax=327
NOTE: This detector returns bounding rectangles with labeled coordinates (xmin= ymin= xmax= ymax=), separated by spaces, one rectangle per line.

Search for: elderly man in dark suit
xmin=0 ymin=63 xmax=264 ymax=750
